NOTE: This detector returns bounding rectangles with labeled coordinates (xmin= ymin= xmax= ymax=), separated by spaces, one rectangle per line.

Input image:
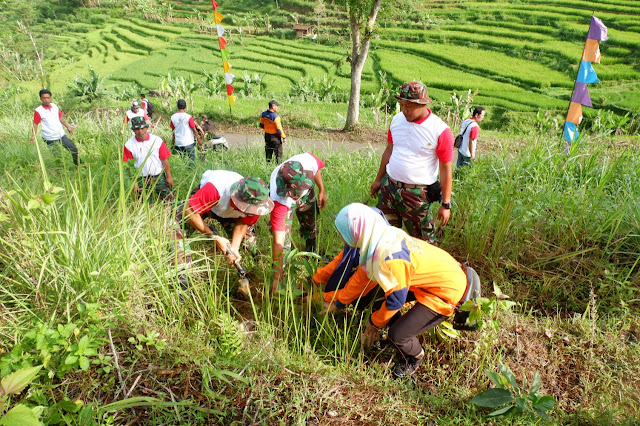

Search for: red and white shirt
xmin=188 ymin=170 xmax=259 ymax=225
xmin=125 ymin=109 xmax=148 ymax=122
xmin=269 ymin=152 xmax=325 ymax=231
xmin=123 ymin=133 xmax=170 ymax=177
xmin=386 ymin=109 xmax=454 ymax=185
xmin=170 ymin=111 xmax=196 ymax=147
xmin=141 ymin=99 xmax=149 ymax=114
xmin=34 ymin=103 xmax=65 ymax=141
xmin=458 ymin=118 xmax=480 ymax=158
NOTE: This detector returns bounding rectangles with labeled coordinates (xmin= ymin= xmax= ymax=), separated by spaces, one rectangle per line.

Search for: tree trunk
xmin=343 ymin=0 xmax=383 ymax=131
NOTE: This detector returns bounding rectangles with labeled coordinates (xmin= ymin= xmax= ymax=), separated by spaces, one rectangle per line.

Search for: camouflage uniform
xmin=377 ymin=175 xmax=441 ymax=244
xmin=137 ymin=173 xmax=174 ymax=202
xmin=274 ymin=160 xmax=318 ymax=252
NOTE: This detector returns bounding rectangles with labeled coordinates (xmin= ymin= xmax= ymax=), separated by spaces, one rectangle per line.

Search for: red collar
xmin=411 ymin=108 xmax=432 ymax=124
xmin=135 ymin=134 xmax=151 ymax=142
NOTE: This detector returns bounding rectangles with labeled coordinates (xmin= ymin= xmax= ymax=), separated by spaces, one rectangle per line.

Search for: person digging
xmin=174 ymin=170 xmax=273 ymax=297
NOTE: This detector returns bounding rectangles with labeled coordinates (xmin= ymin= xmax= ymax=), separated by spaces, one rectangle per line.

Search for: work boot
xmin=392 ymin=351 xmax=425 ymax=378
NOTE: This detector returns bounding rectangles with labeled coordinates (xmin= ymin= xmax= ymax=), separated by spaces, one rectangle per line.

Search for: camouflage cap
xmin=230 ymin=177 xmax=274 ymax=215
xmin=394 ymin=81 xmax=432 ymax=104
xmin=130 ymin=116 xmax=149 ymax=130
xmin=276 ymin=161 xmax=314 ymax=198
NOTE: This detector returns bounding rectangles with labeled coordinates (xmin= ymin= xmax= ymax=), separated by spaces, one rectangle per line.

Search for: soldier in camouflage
xmin=269 ymin=152 xmax=327 ymax=294
xmin=370 ymin=81 xmax=454 ymax=244
xmin=174 ymin=171 xmax=273 ymax=279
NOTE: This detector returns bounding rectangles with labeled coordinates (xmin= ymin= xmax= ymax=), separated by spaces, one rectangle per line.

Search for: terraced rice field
xmin=42 ymin=0 xmax=638 ymax=120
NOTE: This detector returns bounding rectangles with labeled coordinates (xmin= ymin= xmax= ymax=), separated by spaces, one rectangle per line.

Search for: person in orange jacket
xmin=334 ymin=203 xmax=477 ymax=378
xmin=260 ymin=100 xmax=287 ymax=163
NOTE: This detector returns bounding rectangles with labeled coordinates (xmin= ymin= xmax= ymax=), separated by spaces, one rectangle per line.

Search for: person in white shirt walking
xmin=170 ymin=99 xmax=203 ymax=163
xmin=30 ymin=89 xmax=80 ymax=166
xmin=457 ymin=107 xmax=486 ymax=168
xmin=120 ymin=100 xmax=150 ymax=135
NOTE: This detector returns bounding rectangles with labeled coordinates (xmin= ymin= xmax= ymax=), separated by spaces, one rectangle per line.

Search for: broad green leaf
xmin=58 ymin=398 xmax=82 ymax=413
xmin=529 ymin=371 xmax=541 ymax=396
xmin=533 ymin=395 xmax=555 ymax=411
xmin=458 ymin=300 xmax=475 ymax=311
xmin=484 ymin=370 xmax=505 ymax=388
xmin=0 ymin=365 xmax=42 ymax=395
xmin=0 ymin=404 xmax=41 ymax=426
xmin=64 ymin=355 xmax=78 ymax=365
xmin=499 ymin=363 xmax=519 ymax=392
xmin=470 ymin=388 xmax=513 ymax=407
xmin=79 ymin=356 xmax=90 ymax=371
xmin=533 ymin=408 xmax=551 ymax=420
xmin=0 ymin=401 xmax=7 ymax=411
xmin=487 ymin=405 xmax=514 ymax=417
xmin=439 ymin=322 xmax=459 ymax=338
xmin=40 ymin=194 xmax=58 ymax=204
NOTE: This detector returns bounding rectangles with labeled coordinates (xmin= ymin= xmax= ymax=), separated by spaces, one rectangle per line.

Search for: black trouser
xmin=45 ymin=135 xmax=79 ymax=165
xmin=264 ymin=133 xmax=283 ymax=163
xmin=385 ymin=292 xmax=448 ymax=358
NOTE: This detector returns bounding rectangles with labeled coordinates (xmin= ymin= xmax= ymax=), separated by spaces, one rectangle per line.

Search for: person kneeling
xmin=334 ymin=203 xmax=479 ymax=378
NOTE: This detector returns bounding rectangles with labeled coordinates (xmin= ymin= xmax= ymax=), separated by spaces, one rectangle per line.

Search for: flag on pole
xmin=211 ymin=2 xmax=235 ymax=111
xmin=563 ymin=16 xmax=607 ymax=144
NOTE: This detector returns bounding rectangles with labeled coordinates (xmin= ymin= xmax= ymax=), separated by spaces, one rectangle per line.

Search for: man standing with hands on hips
xmin=370 ymin=81 xmax=454 ymax=244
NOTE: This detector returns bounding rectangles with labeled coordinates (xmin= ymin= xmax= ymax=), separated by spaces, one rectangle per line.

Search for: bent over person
xmin=30 ymin=89 xmax=80 ymax=166
xmin=370 ymin=81 xmax=454 ymax=244
xmin=334 ymin=203 xmax=473 ymax=378
xmin=122 ymin=116 xmax=173 ymax=201
xmin=269 ymin=152 xmax=327 ymax=293
xmin=174 ymin=171 xmax=273 ymax=295
xmin=260 ymin=100 xmax=286 ymax=163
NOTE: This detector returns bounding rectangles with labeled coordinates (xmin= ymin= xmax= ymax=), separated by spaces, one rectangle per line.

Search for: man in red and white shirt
xmin=369 ymin=81 xmax=453 ymax=244
xmin=123 ymin=116 xmax=173 ymax=200
xmin=120 ymin=101 xmax=150 ymax=135
xmin=177 ymin=171 xmax=273 ymax=265
xmin=269 ymin=152 xmax=327 ymax=293
xmin=170 ymin=99 xmax=202 ymax=163
xmin=457 ymin=106 xmax=486 ymax=167
xmin=30 ymin=89 xmax=80 ymax=165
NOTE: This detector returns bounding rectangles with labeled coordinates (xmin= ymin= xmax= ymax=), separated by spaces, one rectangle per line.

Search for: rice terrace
xmin=0 ymin=0 xmax=639 ymax=423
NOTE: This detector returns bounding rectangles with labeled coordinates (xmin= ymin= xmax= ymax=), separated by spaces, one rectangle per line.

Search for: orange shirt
xmin=370 ymin=238 xmax=467 ymax=328
xmin=313 ymin=250 xmax=378 ymax=306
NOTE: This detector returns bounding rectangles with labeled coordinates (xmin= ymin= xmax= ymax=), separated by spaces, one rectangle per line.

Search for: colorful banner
xmin=563 ymin=16 xmax=607 ymax=144
xmin=212 ymin=2 xmax=235 ymax=110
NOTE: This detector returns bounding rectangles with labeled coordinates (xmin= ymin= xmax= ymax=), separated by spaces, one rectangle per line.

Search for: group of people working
xmin=30 ymin=81 xmax=486 ymax=378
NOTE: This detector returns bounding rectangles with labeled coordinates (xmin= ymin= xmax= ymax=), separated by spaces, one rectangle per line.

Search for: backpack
xmin=145 ymin=99 xmax=154 ymax=116
xmin=454 ymin=121 xmax=473 ymax=149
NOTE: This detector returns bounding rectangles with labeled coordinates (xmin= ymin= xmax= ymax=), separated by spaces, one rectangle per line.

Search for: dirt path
xmin=222 ymin=133 xmax=387 ymax=154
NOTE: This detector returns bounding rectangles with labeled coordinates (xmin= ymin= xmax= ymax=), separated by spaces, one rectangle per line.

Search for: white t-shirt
xmin=124 ymin=133 xmax=165 ymax=177
xmin=200 ymin=170 xmax=245 ymax=218
xmin=35 ymin=103 xmax=65 ymax=141
xmin=269 ymin=152 xmax=321 ymax=208
xmin=171 ymin=111 xmax=195 ymax=147
xmin=386 ymin=112 xmax=449 ymax=185
xmin=458 ymin=119 xmax=480 ymax=158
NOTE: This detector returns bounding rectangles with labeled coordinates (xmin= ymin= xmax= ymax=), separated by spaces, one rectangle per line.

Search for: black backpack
xmin=145 ymin=99 xmax=154 ymax=116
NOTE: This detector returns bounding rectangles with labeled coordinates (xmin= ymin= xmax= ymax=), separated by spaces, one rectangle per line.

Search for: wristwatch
xmin=441 ymin=202 xmax=452 ymax=209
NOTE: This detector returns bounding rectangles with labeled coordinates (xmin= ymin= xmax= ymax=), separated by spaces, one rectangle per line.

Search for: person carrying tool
xmin=174 ymin=170 xmax=273 ymax=295
xmin=334 ymin=203 xmax=478 ymax=378
xmin=269 ymin=152 xmax=327 ymax=294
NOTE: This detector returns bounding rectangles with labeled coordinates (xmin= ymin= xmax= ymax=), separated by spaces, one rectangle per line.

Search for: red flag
xmin=226 ymin=84 xmax=234 ymax=96
xmin=218 ymin=37 xmax=227 ymax=50
xmin=211 ymin=0 xmax=219 ymax=9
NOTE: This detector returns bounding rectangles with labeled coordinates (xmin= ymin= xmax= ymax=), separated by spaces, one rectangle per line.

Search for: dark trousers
xmin=45 ymin=135 xmax=79 ymax=165
xmin=385 ymin=292 xmax=448 ymax=358
xmin=264 ymin=133 xmax=283 ymax=163
xmin=173 ymin=143 xmax=196 ymax=163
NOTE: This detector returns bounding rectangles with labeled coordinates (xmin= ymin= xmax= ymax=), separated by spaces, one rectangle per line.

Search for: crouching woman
xmin=334 ymin=203 xmax=468 ymax=378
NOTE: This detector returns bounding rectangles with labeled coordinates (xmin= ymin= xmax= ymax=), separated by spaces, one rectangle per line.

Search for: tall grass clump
xmin=447 ymin=134 xmax=640 ymax=313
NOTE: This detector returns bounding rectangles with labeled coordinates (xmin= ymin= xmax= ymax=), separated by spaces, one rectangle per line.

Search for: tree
xmin=343 ymin=0 xmax=383 ymax=131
